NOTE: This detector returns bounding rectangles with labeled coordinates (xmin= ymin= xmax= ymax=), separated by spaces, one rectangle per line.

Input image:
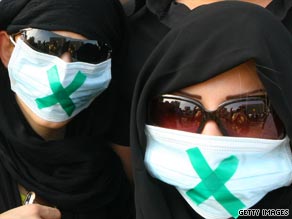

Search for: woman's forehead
xmin=178 ymin=61 xmax=264 ymax=103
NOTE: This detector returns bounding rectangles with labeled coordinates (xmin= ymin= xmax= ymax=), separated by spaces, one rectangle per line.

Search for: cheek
xmin=1 ymin=43 xmax=14 ymax=68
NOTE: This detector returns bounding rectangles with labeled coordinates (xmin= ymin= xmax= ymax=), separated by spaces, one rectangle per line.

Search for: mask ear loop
xmin=9 ymin=35 xmax=16 ymax=46
xmin=9 ymin=29 xmax=24 ymax=46
xmin=9 ymin=29 xmax=25 ymax=46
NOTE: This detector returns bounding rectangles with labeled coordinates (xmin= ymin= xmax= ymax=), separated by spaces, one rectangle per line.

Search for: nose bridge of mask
xmin=35 ymin=65 xmax=87 ymax=116
xmin=186 ymin=147 xmax=245 ymax=218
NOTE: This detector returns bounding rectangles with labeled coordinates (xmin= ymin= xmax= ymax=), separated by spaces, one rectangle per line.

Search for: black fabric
xmin=130 ymin=0 xmax=172 ymax=16
xmin=0 ymin=0 xmax=125 ymax=50
xmin=0 ymin=0 xmax=30 ymax=30
xmin=130 ymin=2 xmax=292 ymax=218
xmin=120 ymin=0 xmax=136 ymax=16
xmin=267 ymin=0 xmax=292 ymax=34
xmin=110 ymin=1 xmax=188 ymax=145
xmin=0 ymin=0 xmax=133 ymax=218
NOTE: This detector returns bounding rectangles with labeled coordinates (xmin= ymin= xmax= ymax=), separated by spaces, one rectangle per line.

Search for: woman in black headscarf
xmin=0 ymin=0 xmax=133 ymax=218
xmin=131 ymin=1 xmax=292 ymax=218
xmin=113 ymin=0 xmax=292 ymax=147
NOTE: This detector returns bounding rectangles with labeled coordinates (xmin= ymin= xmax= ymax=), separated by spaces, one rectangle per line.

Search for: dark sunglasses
xmin=148 ymin=94 xmax=285 ymax=139
xmin=10 ymin=28 xmax=112 ymax=64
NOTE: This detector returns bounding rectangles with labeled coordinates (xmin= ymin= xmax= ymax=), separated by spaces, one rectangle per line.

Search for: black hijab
xmin=130 ymin=2 xmax=292 ymax=218
xmin=133 ymin=0 xmax=292 ymax=26
xmin=0 ymin=0 xmax=133 ymax=218
xmin=0 ymin=0 xmax=125 ymax=49
xmin=267 ymin=0 xmax=292 ymax=34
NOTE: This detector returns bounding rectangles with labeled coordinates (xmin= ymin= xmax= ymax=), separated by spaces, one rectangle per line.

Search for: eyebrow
xmin=174 ymin=91 xmax=202 ymax=99
xmin=175 ymin=88 xmax=266 ymax=100
xmin=225 ymin=89 xmax=266 ymax=99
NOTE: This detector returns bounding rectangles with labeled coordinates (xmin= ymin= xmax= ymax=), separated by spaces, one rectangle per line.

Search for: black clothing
xmin=113 ymin=0 xmax=292 ymax=146
xmin=0 ymin=0 xmax=125 ymax=49
xmin=267 ymin=0 xmax=292 ymax=35
xmin=130 ymin=2 xmax=292 ymax=219
xmin=0 ymin=0 xmax=133 ymax=218
xmin=111 ymin=1 xmax=188 ymax=145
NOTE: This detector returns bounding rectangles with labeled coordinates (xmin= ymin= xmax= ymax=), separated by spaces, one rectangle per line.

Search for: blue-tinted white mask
xmin=8 ymin=38 xmax=111 ymax=122
xmin=145 ymin=125 xmax=292 ymax=219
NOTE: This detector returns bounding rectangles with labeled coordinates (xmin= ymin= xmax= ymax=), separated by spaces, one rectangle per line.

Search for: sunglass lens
xmin=21 ymin=29 xmax=110 ymax=64
xmin=75 ymin=43 xmax=108 ymax=64
xmin=218 ymin=99 xmax=285 ymax=139
xmin=148 ymin=97 xmax=203 ymax=133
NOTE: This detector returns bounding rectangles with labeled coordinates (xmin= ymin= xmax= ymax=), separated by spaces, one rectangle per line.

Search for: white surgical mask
xmin=144 ymin=125 xmax=292 ymax=219
xmin=8 ymin=38 xmax=111 ymax=122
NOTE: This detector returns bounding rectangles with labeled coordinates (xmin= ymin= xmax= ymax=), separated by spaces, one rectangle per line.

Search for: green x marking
xmin=186 ymin=147 xmax=246 ymax=218
xmin=35 ymin=65 xmax=87 ymax=116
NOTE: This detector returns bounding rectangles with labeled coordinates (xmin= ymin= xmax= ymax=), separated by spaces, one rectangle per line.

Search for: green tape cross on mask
xmin=35 ymin=65 xmax=87 ymax=116
xmin=186 ymin=147 xmax=246 ymax=218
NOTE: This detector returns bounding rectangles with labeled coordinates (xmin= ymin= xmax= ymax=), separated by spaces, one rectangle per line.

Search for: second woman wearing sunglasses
xmin=130 ymin=2 xmax=292 ymax=219
xmin=0 ymin=0 xmax=133 ymax=219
